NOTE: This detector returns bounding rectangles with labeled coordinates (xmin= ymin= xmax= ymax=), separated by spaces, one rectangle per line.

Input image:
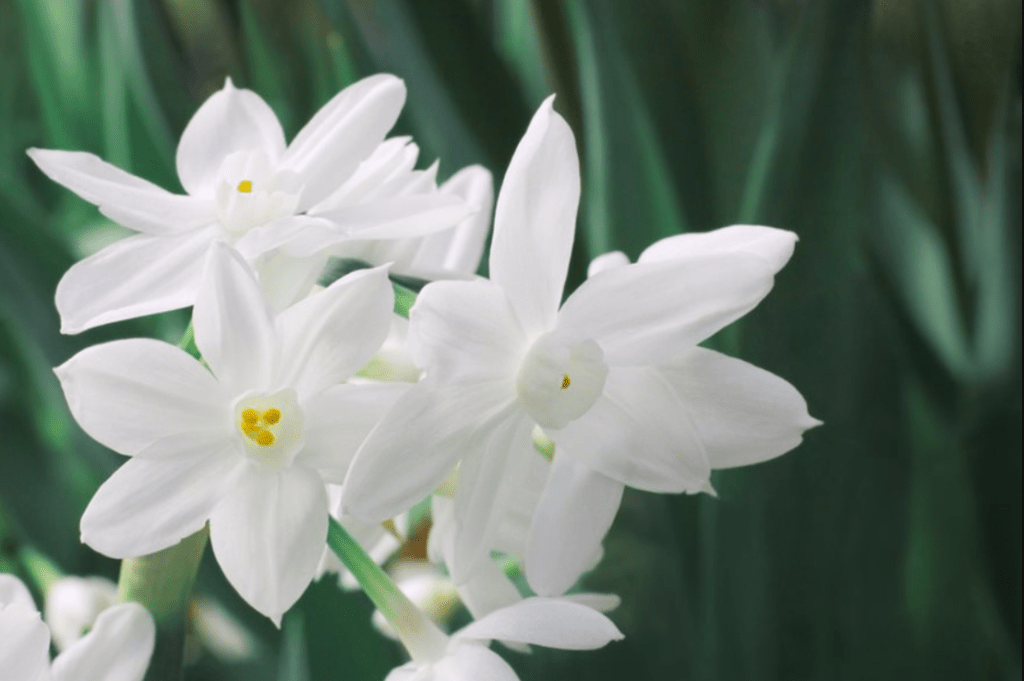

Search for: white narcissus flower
xmin=342 ymin=96 xmax=819 ymax=591
xmin=29 ymin=75 xmax=470 ymax=333
xmin=1 ymin=574 xmax=156 ymax=681
xmin=56 ymin=243 xmax=404 ymax=623
xmin=385 ymin=597 xmax=623 ymax=681
xmin=43 ymin=576 xmax=118 ymax=652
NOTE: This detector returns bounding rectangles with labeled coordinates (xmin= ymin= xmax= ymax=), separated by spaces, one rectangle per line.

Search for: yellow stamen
xmin=241 ymin=422 xmax=259 ymax=436
xmin=254 ymin=428 xmax=275 ymax=446
xmin=237 ymin=180 xmax=253 ymax=193
xmin=561 ymin=374 xmax=571 ymax=390
xmin=241 ymin=408 xmax=259 ymax=424
xmin=262 ymin=408 xmax=281 ymax=425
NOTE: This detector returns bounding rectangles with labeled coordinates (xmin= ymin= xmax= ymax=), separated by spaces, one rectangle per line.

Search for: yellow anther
xmin=241 ymin=408 xmax=259 ymax=424
xmin=262 ymin=408 xmax=281 ymax=425
xmin=254 ymin=428 xmax=276 ymax=446
xmin=561 ymin=374 xmax=571 ymax=390
xmin=241 ymin=422 xmax=259 ymax=436
xmin=237 ymin=180 xmax=253 ymax=193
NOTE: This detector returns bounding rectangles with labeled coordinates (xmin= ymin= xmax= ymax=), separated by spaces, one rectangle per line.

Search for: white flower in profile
xmin=1 ymin=574 xmax=155 ymax=681
xmin=28 ymin=75 xmax=469 ymax=333
xmin=342 ymin=96 xmax=818 ymax=590
xmin=384 ymin=597 xmax=623 ymax=681
xmin=55 ymin=243 xmax=403 ymax=623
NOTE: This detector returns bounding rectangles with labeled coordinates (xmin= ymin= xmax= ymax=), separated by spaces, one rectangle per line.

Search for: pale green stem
xmin=19 ymin=544 xmax=63 ymax=595
xmin=118 ymin=526 xmax=208 ymax=681
xmin=327 ymin=517 xmax=448 ymax=662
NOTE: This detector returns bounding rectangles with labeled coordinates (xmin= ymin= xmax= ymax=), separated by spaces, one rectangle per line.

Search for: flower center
xmin=237 ymin=180 xmax=253 ymax=193
xmin=233 ymin=389 xmax=305 ymax=469
xmin=215 ymin=151 xmax=301 ymax=237
xmin=516 ymin=332 xmax=607 ymax=430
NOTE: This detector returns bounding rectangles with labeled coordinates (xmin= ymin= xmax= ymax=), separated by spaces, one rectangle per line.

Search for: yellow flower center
xmin=237 ymin=180 xmax=253 ymax=193
xmin=240 ymin=407 xmax=281 ymax=447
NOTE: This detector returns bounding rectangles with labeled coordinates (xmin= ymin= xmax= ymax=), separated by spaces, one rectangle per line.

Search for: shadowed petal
xmin=50 ymin=603 xmax=155 ymax=681
xmin=457 ymin=597 xmax=623 ymax=649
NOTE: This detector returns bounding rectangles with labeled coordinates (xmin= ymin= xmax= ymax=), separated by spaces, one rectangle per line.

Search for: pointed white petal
xmin=192 ymin=243 xmax=276 ymax=395
xmin=80 ymin=442 xmax=241 ymax=558
xmin=298 ymin=382 xmax=408 ymax=483
xmin=312 ymin=136 xmax=419 ymax=211
xmin=55 ymin=339 xmax=229 ymax=456
xmin=209 ymin=465 xmax=328 ymax=625
xmin=557 ymin=253 xmax=774 ymax=366
xmin=50 ymin=603 xmax=155 ymax=681
xmin=281 ymin=75 xmax=407 ymax=210
xmin=27 ymin=149 xmax=213 ymax=235
xmin=409 ymin=165 xmax=494 ymax=276
xmin=659 ymin=348 xmax=821 ymax=469
xmin=342 ymin=381 xmax=515 ymax=523
xmin=0 ymin=578 xmax=51 ymax=681
xmin=525 ymin=457 xmax=623 ymax=597
xmin=274 ymin=266 xmax=393 ymax=398
xmin=552 ymin=366 xmax=711 ymax=493
xmin=55 ymin=229 xmax=213 ymax=333
xmin=451 ymin=412 xmax=536 ymax=582
xmin=562 ymin=592 xmax=621 ymax=613
xmin=308 ymin=194 xmax=472 ymax=245
xmin=176 ymin=78 xmax=286 ymax=198
xmin=640 ymin=225 xmax=797 ymax=275
xmin=432 ymin=644 xmax=520 ymax=681
xmin=587 ymin=251 xmax=630 ymax=277
xmin=408 ymin=279 xmax=526 ymax=384
xmin=490 ymin=96 xmax=579 ymax=337
xmin=457 ymin=597 xmax=623 ymax=649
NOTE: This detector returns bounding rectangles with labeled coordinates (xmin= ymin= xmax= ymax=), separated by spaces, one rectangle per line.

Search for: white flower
xmin=43 ymin=576 xmax=118 ymax=652
xmin=55 ymin=243 xmax=404 ymax=623
xmin=342 ymin=96 xmax=818 ymax=590
xmin=1 ymin=574 xmax=155 ymax=681
xmin=29 ymin=75 xmax=469 ymax=333
xmin=384 ymin=597 xmax=623 ymax=681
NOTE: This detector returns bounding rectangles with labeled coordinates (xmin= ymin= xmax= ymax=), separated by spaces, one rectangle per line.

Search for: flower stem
xmin=118 ymin=526 xmax=208 ymax=681
xmin=326 ymin=517 xmax=447 ymax=662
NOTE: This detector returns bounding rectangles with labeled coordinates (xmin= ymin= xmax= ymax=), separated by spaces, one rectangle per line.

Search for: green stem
xmin=326 ymin=517 xmax=447 ymax=662
xmin=118 ymin=526 xmax=208 ymax=681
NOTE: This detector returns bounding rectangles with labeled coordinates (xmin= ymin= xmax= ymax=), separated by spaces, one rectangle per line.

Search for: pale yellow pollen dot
xmin=561 ymin=374 xmax=571 ymax=390
xmin=237 ymin=180 xmax=253 ymax=193
xmin=254 ymin=428 xmax=275 ymax=446
xmin=262 ymin=408 xmax=281 ymax=425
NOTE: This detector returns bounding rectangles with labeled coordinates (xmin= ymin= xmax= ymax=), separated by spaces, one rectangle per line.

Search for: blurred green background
xmin=0 ymin=1 xmax=1020 ymax=680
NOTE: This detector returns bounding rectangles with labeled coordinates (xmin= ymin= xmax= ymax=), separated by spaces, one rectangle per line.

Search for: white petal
xmin=552 ymin=366 xmax=711 ymax=493
xmin=409 ymin=165 xmax=494 ymax=276
xmin=557 ymin=253 xmax=774 ymax=366
xmin=457 ymin=597 xmax=623 ymax=650
xmin=27 ymin=149 xmax=213 ymax=235
xmin=312 ymin=136 xmax=419 ymax=211
xmin=525 ymin=456 xmax=623 ymax=597
xmin=55 ymin=229 xmax=213 ymax=333
xmin=408 ymin=279 xmax=527 ymax=384
xmin=281 ymin=75 xmax=407 ymax=210
xmin=209 ymin=465 xmax=328 ymax=625
xmin=659 ymin=348 xmax=821 ymax=468
xmin=192 ymin=242 xmax=276 ymax=396
xmin=0 ymin=581 xmax=51 ymax=681
xmin=274 ymin=266 xmax=393 ymax=397
xmin=456 ymin=557 xmax=523 ymax=621
xmin=80 ymin=442 xmax=242 ymax=558
xmin=451 ymin=412 xmax=536 ymax=583
xmin=55 ymin=338 xmax=229 ymax=456
xmin=433 ymin=643 xmax=520 ymax=681
xmin=490 ymin=96 xmax=579 ymax=337
xmin=305 ymin=194 xmax=472 ymax=246
xmin=342 ymin=381 xmax=515 ymax=523
xmin=50 ymin=603 xmax=155 ymax=681
xmin=639 ymin=225 xmax=797 ymax=275
xmin=298 ymin=382 xmax=408 ymax=483
xmin=176 ymin=78 xmax=286 ymax=198
xmin=587 ymin=251 xmax=630 ymax=277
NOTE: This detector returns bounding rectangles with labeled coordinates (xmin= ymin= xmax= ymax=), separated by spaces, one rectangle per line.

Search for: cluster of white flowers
xmin=12 ymin=75 xmax=818 ymax=679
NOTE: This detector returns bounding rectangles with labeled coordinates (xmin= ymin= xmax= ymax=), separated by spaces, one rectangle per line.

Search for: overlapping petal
xmin=552 ymin=366 xmax=711 ymax=493
xmin=525 ymin=456 xmax=624 ymax=597
xmin=408 ymin=279 xmax=526 ymax=384
xmin=408 ymin=165 xmax=494 ymax=276
xmin=0 ymin=576 xmax=50 ymax=681
xmin=55 ymin=229 xmax=213 ymax=333
xmin=457 ymin=597 xmax=623 ymax=649
xmin=274 ymin=265 xmax=393 ymax=397
xmin=55 ymin=339 xmax=228 ymax=455
xmin=209 ymin=465 xmax=329 ymax=625
xmin=26 ymin=149 xmax=213 ymax=235
xmin=658 ymin=348 xmax=821 ymax=468
xmin=50 ymin=603 xmax=155 ymax=681
xmin=489 ymin=96 xmax=579 ymax=337
xmin=192 ymin=243 xmax=276 ymax=395
xmin=80 ymin=441 xmax=241 ymax=558
xmin=556 ymin=253 xmax=774 ymax=366
xmin=176 ymin=78 xmax=286 ymax=198
xmin=281 ymin=74 xmax=407 ymax=210
xmin=639 ymin=225 xmax=797 ymax=275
